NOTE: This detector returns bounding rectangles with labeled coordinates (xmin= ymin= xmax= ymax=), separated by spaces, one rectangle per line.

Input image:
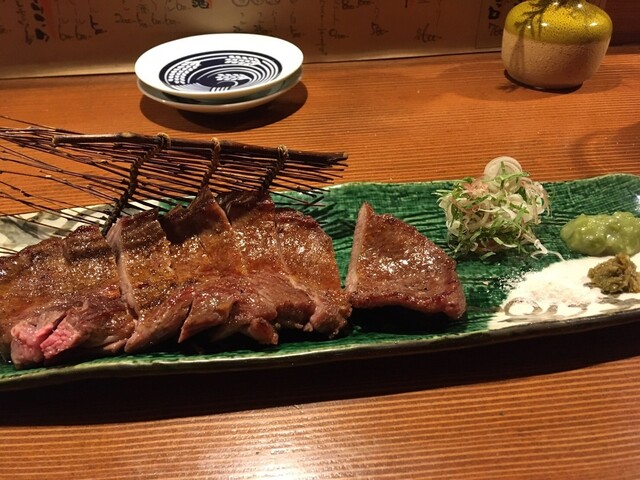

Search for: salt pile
xmin=489 ymin=253 xmax=640 ymax=329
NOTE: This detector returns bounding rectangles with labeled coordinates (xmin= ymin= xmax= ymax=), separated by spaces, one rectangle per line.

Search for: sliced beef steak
xmin=154 ymin=201 xmax=238 ymax=344
xmin=160 ymin=204 xmax=219 ymax=282
xmin=186 ymin=190 xmax=247 ymax=276
xmin=345 ymin=203 xmax=466 ymax=319
xmin=37 ymin=226 xmax=133 ymax=363
xmin=223 ymin=194 xmax=315 ymax=332
xmin=37 ymin=286 xmax=132 ymax=365
xmin=106 ymin=209 xmax=177 ymax=316
xmin=189 ymin=191 xmax=279 ymax=345
xmin=0 ymin=191 xmax=354 ymax=369
xmin=119 ymin=191 xmax=280 ymax=352
xmin=274 ymin=208 xmax=351 ymax=337
xmin=222 ymin=194 xmax=281 ymax=271
xmin=8 ymin=226 xmax=133 ymax=368
xmin=0 ymin=236 xmax=68 ymax=362
xmin=106 ymin=209 xmax=180 ymax=353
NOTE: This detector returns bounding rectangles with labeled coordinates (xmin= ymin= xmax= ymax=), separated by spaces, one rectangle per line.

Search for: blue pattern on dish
xmin=159 ymin=50 xmax=282 ymax=93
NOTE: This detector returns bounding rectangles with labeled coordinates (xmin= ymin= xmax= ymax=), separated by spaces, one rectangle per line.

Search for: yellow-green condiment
xmin=588 ymin=253 xmax=640 ymax=294
xmin=560 ymin=212 xmax=640 ymax=256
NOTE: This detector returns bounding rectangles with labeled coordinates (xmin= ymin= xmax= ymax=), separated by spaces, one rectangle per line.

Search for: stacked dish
xmin=135 ymin=33 xmax=304 ymax=114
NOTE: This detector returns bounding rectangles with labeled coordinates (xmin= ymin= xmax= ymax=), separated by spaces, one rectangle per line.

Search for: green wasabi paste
xmin=560 ymin=212 xmax=640 ymax=256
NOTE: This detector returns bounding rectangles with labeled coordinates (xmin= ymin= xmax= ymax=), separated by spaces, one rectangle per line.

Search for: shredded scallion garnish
xmin=436 ymin=156 xmax=551 ymax=258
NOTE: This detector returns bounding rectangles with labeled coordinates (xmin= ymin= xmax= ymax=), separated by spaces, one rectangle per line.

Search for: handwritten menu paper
xmin=0 ymin=0 xmax=607 ymax=79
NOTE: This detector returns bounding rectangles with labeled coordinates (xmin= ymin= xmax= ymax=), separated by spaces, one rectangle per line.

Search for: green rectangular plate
xmin=0 ymin=174 xmax=638 ymax=391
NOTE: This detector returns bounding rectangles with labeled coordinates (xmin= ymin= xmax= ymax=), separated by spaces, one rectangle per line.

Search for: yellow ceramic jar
xmin=502 ymin=0 xmax=613 ymax=89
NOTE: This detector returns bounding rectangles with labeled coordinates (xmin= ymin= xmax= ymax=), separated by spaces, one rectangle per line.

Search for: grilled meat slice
xmin=345 ymin=203 xmax=466 ymax=319
xmin=0 ymin=191 xmax=354 ymax=369
xmin=9 ymin=226 xmax=133 ymax=368
xmin=38 ymin=286 xmax=132 ymax=365
xmin=125 ymin=197 xmax=257 ymax=349
xmin=160 ymin=204 xmax=220 ymax=282
xmin=0 ymin=236 xmax=68 ymax=362
xmin=189 ymin=191 xmax=279 ymax=345
xmin=274 ymin=208 xmax=351 ymax=337
xmin=173 ymin=275 xmax=250 ymax=343
xmin=206 ymin=274 xmax=279 ymax=345
xmin=106 ymin=209 xmax=181 ymax=353
xmin=186 ymin=190 xmax=248 ymax=276
xmin=223 ymin=194 xmax=315 ymax=332
xmin=107 ymin=209 xmax=178 ymax=316
xmin=37 ymin=226 xmax=133 ymax=363
xmin=157 ymin=202 xmax=238 ymax=344
xmin=120 ymin=191 xmax=280 ymax=352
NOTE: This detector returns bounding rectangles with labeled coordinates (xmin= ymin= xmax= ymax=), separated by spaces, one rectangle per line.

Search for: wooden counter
xmin=0 ymin=47 xmax=639 ymax=479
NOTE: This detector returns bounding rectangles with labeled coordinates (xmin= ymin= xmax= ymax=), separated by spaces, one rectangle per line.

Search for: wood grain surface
xmin=0 ymin=47 xmax=639 ymax=479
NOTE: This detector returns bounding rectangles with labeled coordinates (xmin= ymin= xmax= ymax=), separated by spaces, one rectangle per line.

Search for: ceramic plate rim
xmin=1 ymin=307 xmax=638 ymax=392
xmin=135 ymin=33 xmax=304 ymax=101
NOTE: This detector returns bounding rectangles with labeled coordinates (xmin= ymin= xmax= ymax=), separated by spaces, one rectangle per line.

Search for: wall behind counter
xmin=0 ymin=0 xmax=636 ymax=79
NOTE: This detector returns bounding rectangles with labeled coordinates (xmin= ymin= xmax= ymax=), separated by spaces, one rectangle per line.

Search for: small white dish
xmin=137 ymin=68 xmax=302 ymax=114
xmin=135 ymin=33 xmax=303 ymax=102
